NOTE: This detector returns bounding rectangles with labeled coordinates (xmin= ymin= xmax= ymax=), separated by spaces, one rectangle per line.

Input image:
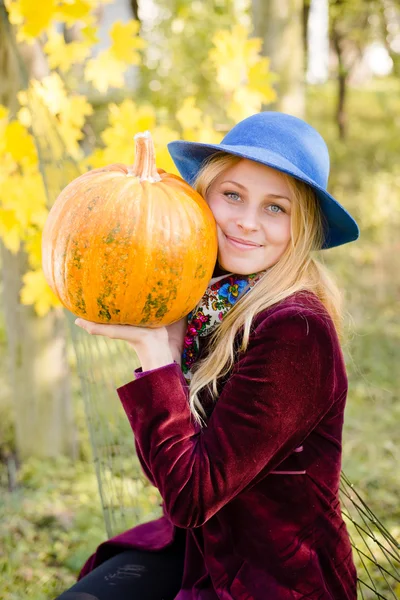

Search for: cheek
xmin=265 ymin=216 xmax=291 ymax=243
xmin=207 ymin=196 xmax=226 ymax=225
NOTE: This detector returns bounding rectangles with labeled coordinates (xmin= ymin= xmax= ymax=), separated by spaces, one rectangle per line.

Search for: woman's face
xmin=206 ymin=158 xmax=292 ymax=275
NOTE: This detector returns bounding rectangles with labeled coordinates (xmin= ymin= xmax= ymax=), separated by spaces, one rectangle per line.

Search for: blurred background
xmin=0 ymin=0 xmax=399 ymax=598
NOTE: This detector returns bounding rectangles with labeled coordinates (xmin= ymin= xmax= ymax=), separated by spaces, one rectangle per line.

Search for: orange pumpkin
xmin=42 ymin=131 xmax=218 ymax=326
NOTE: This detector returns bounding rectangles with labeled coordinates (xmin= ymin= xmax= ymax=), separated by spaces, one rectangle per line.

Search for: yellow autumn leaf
xmin=179 ymin=118 xmax=222 ymax=145
xmin=57 ymin=0 xmax=93 ymax=25
xmin=248 ymin=58 xmax=278 ymax=101
xmin=0 ymin=169 xmax=47 ymax=229
xmin=208 ymin=25 xmax=276 ymax=118
xmin=0 ymin=208 xmax=20 ymax=232
xmin=150 ymin=126 xmax=181 ymax=174
xmin=242 ymin=37 xmax=264 ymax=65
xmin=21 ymin=73 xmax=67 ymax=116
xmin=17 ymin=106 xmax=32 ymax=128
xmin=31 ymin=207 xmax=49 ymax=230
xmin=17 ymin=80 xmax=69 ymax=163
xmin=4 ymin=120 xmax=38 ymax=167
xmin=6 ymin=0 xmax=58 ymax=40
xmin=17 ymin=75 xmax=92 ymax=161
xmin=209 ymin=25 xmax=275 ymax=105
xmin=176 ymin=97 xmax=203 ymax=132
xmin=81 ymin=23 xmax=100 ymax=45
xmin=85 ymin=102 xmax=178 ymax=174
xmin=44 ymin=29 xmax=91 ymax=72
xmin=24 ymin=229 xmax=45 ymax=270
xmin=57 ymin=95 xmax=93 ymax=158
xmin=91 ymin=100 xmax=156 ymax=165
xmin=62 ymin=95 xmax=93 ymax=131
xmin=21 ymin=268 xmax=63 ymax=316
xmin=82 ymin=147 xmax=105 ymax=169
xmin=191 ymin=116 xmax=222 ymax=145
xmin=84 ymin=50 xmax=127 ymax=93
xmin=109 ymin=20 xmax=146 ymax=64
xmin=1 ymin=229 xmax=21 ymax=253
xmin=16 ymin=89 xmax=28 ymax=106
xmin=0 ymin=105 xmax=8 ymax=120
xmin=0 ymin=155 xmax=16 ymax=182
xmin=109 ymin=100 xmax=156 ymax=133
xmin=209 ymin=25 xmax=251 ymax=92
xmin=227 ymin=87 xmax=265 ymax=122
xmin=0 ymin=208 xmax=22 ymax=253
xmin=0 ymin=108 xmax=9 ymax=156
xmin=57 ymin=124 xmax=85 ymax=158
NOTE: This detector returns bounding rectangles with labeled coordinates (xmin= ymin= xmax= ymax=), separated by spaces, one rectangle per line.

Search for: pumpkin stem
xmin=130 ymin=131 xmax=162 ymax=182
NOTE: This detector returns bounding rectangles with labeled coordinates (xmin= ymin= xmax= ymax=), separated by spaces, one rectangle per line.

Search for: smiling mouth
xmin=224 ymin=234 xmax=263 ymax=249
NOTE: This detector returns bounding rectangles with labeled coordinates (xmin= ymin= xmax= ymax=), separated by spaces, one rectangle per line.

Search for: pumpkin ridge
xmin=156 ymin=183 xmax=187 ymax=319
xmin=94 ymin=181 xmax=127 ymax=322
xmin=79 ymin=179 xmax=101 ymax=319
xmin=63 ymin=178 xmax=99 ymax=317
xmin=43 ymin=180 xmax=75 ymax=303
xmin=164 ymin=183 xmax=198 ymax=304
xmin=119 ymin=186 xmax=145 ymax=324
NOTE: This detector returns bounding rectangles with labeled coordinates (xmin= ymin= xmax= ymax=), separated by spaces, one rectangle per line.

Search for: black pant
xmin=54 ymin=531 xmax=186 ymax=600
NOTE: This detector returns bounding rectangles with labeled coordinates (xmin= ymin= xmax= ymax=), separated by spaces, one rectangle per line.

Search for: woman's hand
xmin=74 ymin=318 xmax=174 ymax=371
xmin=74 ymin=318 xmax=169 ymax=348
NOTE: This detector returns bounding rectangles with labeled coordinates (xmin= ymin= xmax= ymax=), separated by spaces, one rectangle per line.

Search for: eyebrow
xmin=222 ymin=180 xmax=291 ymax=202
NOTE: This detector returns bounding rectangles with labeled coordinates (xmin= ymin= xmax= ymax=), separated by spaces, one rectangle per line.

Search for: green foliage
xmin=0 ymin=457 xmax=105 ymax=599
xmin=329 ymin=0 xmax=383 ymax=55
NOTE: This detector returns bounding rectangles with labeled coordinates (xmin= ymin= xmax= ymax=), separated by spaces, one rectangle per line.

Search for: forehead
xmin=216 ymin=158 xmax=290 ymax=192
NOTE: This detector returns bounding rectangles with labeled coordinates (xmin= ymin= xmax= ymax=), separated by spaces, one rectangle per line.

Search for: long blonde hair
xmin=188 ymin=152 xmax=344 ymax=428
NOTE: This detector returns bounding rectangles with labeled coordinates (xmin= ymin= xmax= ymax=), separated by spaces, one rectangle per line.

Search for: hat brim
xmin=167 ymin=140 xmax=359 ymax=250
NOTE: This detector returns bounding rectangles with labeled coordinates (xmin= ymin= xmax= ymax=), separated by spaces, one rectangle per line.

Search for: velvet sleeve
xmin=117 ymin=308 xmax=342 ymax=529
xmin=132 ymin=361 xmax=180 ymax=488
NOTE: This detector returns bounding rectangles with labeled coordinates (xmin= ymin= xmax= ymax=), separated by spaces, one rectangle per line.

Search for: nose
xmin=235 ymin=208 xmax=260 ymax=232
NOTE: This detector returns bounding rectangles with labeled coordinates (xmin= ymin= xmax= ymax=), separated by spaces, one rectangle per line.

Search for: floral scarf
xmin=181 ymin=269 xmax=268 ymax=384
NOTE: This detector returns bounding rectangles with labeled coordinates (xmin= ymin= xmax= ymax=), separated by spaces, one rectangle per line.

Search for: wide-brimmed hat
xmin=167 ymin=112 xmax=359 ymax=249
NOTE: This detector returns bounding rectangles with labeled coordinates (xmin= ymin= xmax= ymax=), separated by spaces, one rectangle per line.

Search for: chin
xmin=218 ymin=257 xmax=256 ymax=276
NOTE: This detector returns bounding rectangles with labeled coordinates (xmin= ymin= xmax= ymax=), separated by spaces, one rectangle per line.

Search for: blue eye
xmin=269 ymin=204 xmax=284 ymax=214
xmin=223 ymin=192 xmax=285 ymax=214
xmin=224 ymin=191 xmax=241 ymax=201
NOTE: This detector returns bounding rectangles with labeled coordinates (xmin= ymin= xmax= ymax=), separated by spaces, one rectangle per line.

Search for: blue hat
xmin=167 ymin=112 xmax=359 ymax=249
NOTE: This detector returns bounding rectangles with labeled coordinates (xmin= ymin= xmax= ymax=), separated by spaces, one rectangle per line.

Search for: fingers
xmin=75 ymin=319 xmax=146 ymax=345
xmin=75 ymin=318 xmax=116 ymax=338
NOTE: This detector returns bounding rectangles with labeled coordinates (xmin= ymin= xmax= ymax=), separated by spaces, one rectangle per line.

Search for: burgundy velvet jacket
xmin=78 ymin=291 xmax=357 ymax=599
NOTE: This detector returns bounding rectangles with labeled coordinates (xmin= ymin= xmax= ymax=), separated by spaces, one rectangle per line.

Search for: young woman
xmin=57 ymin=112 xmax=360 ymax=600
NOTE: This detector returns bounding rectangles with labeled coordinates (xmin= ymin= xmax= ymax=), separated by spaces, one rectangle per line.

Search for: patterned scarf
xmin=181 ymin=269 xmax=268 ymax=384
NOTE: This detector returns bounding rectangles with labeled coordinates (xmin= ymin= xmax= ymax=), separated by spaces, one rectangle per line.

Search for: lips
xmin=225 ymin=235 xmax=262 ymax=247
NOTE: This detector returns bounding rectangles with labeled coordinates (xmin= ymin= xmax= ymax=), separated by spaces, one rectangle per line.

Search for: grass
xmin=0 ymin=458 xmax=105 ymax=600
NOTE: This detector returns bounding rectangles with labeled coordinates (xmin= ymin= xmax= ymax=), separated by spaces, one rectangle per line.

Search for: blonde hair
xmin=188 ymin=152 xmax=344 ymax=428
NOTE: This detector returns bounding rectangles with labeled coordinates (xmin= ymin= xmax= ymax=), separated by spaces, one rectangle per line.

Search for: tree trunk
xmin=331 ymin=22 xmax=348 ymax=140
xmin=129 ymin=0 xmax=140 ymax=21
xmin=303 ymin=0 xmax=311 ymax=56
xmin=251 ymin=0 xmax=305 ymax=118
xmin=0 ymin=3 xmax=77 ymax=460
xmin=1 ymin=244 xmax=76 ymax=459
